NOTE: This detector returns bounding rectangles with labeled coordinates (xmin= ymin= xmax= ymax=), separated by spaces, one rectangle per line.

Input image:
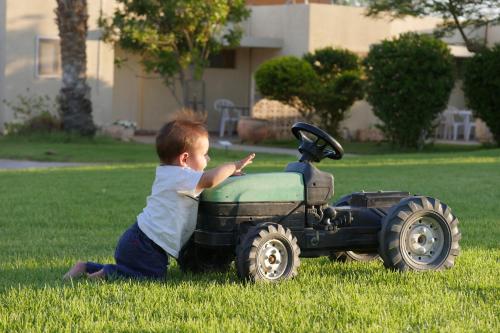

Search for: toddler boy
xmin=64 ymin=112 xmax=254 ymax=280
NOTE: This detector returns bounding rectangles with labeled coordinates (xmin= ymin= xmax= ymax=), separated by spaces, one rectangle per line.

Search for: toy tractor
xmin=178 ymin=123 xmax=461 ymax=282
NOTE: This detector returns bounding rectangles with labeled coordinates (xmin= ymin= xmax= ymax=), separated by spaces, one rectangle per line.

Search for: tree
xmin=364 ymin=33 xmax=454 ymax=148
xmin=463 ymin=45 xmax=500 ymax=146
xmin=55 ymin=0 xmax=96 ymax=136
xmin=99 ymin=0 xmax=250 ymax=108
xmin=303 ymin=48 xmax=364 ymax=136
xmin=365 ymin=0 xmax=500 ymax=52
xmin=255 ymin=48 xmax=364 ymax=137
xmin=254 ymin=56 xmax=317 ymax=119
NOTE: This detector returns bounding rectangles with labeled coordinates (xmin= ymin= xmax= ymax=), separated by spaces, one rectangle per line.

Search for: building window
xmin=330 ymin=0 xmax=369 ymax=6
xmin=36 ymin=37 xmax=61 ymax=77
xmin=208 ymin=50 xmax=236 ymax=69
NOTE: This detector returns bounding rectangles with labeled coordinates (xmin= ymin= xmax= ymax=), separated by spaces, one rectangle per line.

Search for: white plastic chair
xmin=448 ymin=112 xmax=464 ymax=140
xmin=214 ymin=99 xmax=238 ymax=137
xmin=441 ymin=108 xmax=465 ymax=140
xmin=462 ymin=110 xmax=476 ymax=141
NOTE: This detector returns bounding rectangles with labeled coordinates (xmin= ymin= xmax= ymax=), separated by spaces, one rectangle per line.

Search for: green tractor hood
xmin=200 ymin=172 xmax=304 ymax=203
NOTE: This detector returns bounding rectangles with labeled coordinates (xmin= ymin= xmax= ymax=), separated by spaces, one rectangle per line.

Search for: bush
xmin=255 ymin=48 xmax=364 ymax=137
xmin=3 ymin=91 xmax=61 ymax=135
xmin=254 ymin=56 xmax=317 ymax=117
xmin=364 ymin=33 xmax=454 ymax=148
xmin=304 ymin=48 xmax=364 ymax=136
xmin=463 ymin=45 xmax=500 ymax=146
xmin=303 ymin=47 xmax=360 ymax=81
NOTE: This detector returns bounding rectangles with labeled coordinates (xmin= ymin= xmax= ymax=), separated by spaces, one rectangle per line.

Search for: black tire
xmin=330 ymin=251 xmax=380 ymax=262
xmin=177 ymin=237 xmax=233 ymax=273
xmin=378 ymin=196 xmax=461 ymax=271
xmin=236 ymin=223 xmax=300 ymax=282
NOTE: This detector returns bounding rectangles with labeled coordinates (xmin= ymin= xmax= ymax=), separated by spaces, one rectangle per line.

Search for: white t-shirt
xmin=137 ymin=165 xmax=203 ymax=258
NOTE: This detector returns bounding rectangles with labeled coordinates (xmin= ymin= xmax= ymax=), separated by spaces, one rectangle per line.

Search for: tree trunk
xmin=55 ymin=0 xmax=96 ymax=136
xmin=180 ymin=65 xmax=205 ymax=111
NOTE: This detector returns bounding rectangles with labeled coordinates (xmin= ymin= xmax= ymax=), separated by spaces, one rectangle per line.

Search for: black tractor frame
xmin=178 ymin=123 xmax=461 ymax=282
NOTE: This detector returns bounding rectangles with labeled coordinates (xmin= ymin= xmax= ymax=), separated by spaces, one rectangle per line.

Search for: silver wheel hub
xmin=404 ymin=217 xmax=444 ymax=264
xmin=257 ymin=240 xmax=288 ymax=280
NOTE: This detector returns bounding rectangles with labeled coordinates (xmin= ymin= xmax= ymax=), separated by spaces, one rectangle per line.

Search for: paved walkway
xmin=0 ymin=136 xmax=299 ymax=170
xmin=211 ymin=141 xmax=300 ymax=157
xmin=1 ymin=136 xmax=478 ymax=170
xmin=134 ymin=135 xmax=301 ymax=157
xmin=0 ymin=159 xmax=95 ymax=170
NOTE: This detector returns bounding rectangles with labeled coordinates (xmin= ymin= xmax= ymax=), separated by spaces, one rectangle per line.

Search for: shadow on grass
xmin=0 ymin=263 xmax=243 ymax=292
xmin=0 ymin=260 xmax=386 ymax=292
xmin=2 ymin=250 xmax=496 ymax=292
xmin=306 ymin=257 xmax=385 ymax=277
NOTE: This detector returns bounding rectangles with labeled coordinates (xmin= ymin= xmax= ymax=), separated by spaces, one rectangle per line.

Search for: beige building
xmin=0 ymin=1 xmax=498 ymax=138
xmin=0 ymin=0 xmax=116 ymax=130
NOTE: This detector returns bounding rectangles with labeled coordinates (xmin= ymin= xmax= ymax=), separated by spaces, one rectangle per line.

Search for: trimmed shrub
xmin=463 ymin=45 xmax=500 ymax=146
xmin=254 ymin=56 xmax=317 ymax=114
xmin=303 ymin=47 xmax=360 ymax=81
xmin=255 ymin=48 xmax=364 ymax=137
xmin=304 ymin=47 xmax=364 ymax=136
xmin=364 ymin=33 xmax=454 ymax=148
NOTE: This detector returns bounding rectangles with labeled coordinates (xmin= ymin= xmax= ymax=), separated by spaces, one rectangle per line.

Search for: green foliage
xmin=303 ymin=48 xmax=360 ymax=82
xmin=2 ymin=91 xmax=61 ymax=136
xmin=305 ymin=48 xmax=364 ymax=136
xmin=99 ymin=0 xmax=250 ymax=106
xmin=463 ymin=45 xmax=500 ymax=146
xmin=255 ymin=48 xmax=364 ymax=137
xmin=365 ymin=0 xmax=500 ymax=52
xmin=364 ymin=33 xmax=455 ymax=148
xmin=254 ymin=56 xmax=317 ymax=111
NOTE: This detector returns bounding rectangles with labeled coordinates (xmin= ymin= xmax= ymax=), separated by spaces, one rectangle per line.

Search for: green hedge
xmin=255 ymin=48 xmax=364 ymax=137
xmin=463 ymin=45 xmax=500 ymax=146
xmin=254 ymin=56 xmax=317 ymax=106
xmin=364 ymin=33 xmax=454 ymax=148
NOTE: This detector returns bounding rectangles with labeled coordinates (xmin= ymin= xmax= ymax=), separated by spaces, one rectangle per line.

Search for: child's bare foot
xmin=87 ymin=269 xmax=105 ymax=280
xmin=63 ymin=261 xmax=87 ymax=280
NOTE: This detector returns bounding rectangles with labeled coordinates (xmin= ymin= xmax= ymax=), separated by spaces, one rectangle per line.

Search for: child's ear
xmin=179 ymin=152 xmax=189 ymax=167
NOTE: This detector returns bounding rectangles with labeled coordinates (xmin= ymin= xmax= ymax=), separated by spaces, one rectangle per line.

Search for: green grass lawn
xmin=0 ymin=134 xmax=158 ymax=163
xmin=0 ymin=137 xmax=499 ymax=332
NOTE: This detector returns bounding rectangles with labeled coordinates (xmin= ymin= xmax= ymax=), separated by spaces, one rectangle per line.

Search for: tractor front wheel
xmin=378 ymin=196 xmax=461 ymax=271
xmin=236 ymin=223 xmax=300 ymax=282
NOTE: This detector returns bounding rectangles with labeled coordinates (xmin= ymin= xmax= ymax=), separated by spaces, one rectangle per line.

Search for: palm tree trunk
xmin=55 ymin=0 xmax=95 ymax=136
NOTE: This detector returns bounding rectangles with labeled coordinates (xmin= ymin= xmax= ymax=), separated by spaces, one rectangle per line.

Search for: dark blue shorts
xmin=86 ymin=222 xmax=169 ymax=280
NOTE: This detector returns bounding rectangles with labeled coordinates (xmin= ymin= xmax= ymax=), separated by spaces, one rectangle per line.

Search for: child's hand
xmin=197 ymin=153 xmax=256 ymax=191
xmin=235 ymin=153 xmax=255 ymax=174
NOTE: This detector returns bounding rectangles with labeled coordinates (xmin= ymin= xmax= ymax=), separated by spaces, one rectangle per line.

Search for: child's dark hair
xmin=156 ymin=110 xmax=208 ymax=164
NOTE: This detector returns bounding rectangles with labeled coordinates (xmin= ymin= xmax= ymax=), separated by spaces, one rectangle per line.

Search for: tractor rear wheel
xmin=378 ymin=196 xmax=461 ymax=271
xmin=236 ymin=223 xmax=300 ymax=282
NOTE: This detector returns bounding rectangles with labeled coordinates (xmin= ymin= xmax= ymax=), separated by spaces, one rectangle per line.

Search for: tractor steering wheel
xmin=292 ymin=122 xmax=344 ymax=162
